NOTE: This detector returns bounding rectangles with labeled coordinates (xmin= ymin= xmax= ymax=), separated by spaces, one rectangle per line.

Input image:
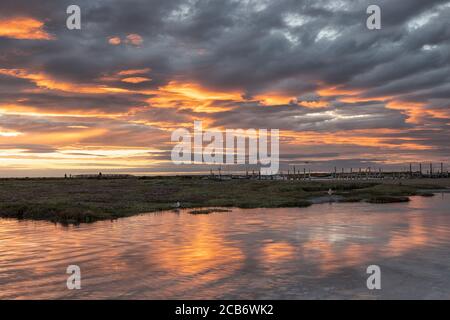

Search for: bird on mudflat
xmin=172 ymin=201 xmax=181 ymax=209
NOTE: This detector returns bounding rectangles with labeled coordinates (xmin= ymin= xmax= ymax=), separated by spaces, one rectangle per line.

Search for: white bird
xmin=328 ymin=188 xmax=334 ymax=196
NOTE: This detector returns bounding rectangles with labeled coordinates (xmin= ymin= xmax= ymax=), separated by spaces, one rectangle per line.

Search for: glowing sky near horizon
xmin=0 ymin=0 xmax=449 ymax=176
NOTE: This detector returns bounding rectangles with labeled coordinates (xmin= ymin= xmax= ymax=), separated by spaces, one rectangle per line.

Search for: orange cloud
xmin=0 ymin=130 xmax=22 ymax=137
xmin=108 ymin=35 xmax=144 ymax=47
xmin=118 ymin=68 xmax=151 ymax=76
xmin=108 ymin=36 xmax=121 ymax=45
xmin=0 ymin=145 xmax=162 ymax=171
xmin=0 ymin=102 xmax=131 ymax=120
xmin=159 ymin=81 xmax=242 ymax=101
xmin=317 ymin=85 xmax=393 ymax=105
xmin=125 ymin=34 xmax=143 ymax=46
xmin=0 ymin=17 xmax=54 ymax=40
xmin=298 ymin=100 xmax=329 ymax=108
xmin=317 ymin=86 xmax=362 ymax=97
xmin=98 ymin=68 xmax=152 ymax=83
xmin=385 ymin=100 xmax=444 ymax=124
xmin=146 ymin=81 xmax=243 ymax=113
xmin=254 ymin=93 xmax=295 ymax=105
xmin=340 ymin=95 xmax=393 ymax=103
xmin=286 ymin=129 xmax=432 ymax=151
xmin=0 ymin=127 xmax=108 ymax=145
xmin=0 ymin=68 xmax=132 ymax=94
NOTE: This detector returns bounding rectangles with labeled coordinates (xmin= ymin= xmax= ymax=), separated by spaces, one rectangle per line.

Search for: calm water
xmin=0 ymin=194 xmax=449 ymax=300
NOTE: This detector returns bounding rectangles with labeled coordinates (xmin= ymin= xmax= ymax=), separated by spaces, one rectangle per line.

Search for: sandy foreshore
xmin=0 ymin=177 xmax=449 ymax=224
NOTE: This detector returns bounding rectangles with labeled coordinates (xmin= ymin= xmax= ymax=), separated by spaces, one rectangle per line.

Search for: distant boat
xmin=172 ymin=202 xmax=181 ymax=209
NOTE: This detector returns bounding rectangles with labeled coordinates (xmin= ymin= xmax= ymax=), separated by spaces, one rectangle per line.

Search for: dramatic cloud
xmin=0 ymin=17 xmax=54 ymax=40
xmin=0 ymin=0 xmax=449 ymax=176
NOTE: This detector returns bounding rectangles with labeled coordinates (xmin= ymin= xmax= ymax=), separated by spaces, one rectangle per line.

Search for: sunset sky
xmin=0 ymin=0 xmax=449 ymax=177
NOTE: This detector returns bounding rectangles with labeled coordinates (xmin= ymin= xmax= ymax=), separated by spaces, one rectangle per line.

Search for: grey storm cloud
xmin=0 ymin=0 xmax=448 ymax=101
xmin=209 ymin=100 xmax=410 ymax=132
xmin=1 ymin=0 xmax=448 ymax=93
xmin=0 ymin=143 xmax=57 ymax=153
xmin=0 ymin=90 xmax=151 ymax=113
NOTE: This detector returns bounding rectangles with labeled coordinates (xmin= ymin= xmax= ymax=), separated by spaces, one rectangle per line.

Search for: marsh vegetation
xmin=0 ymin=177 xmax=447 ymax=223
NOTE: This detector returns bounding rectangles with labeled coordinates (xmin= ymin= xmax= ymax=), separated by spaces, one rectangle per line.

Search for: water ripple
xmin=1 ymin=194 xmax=449 ymax=299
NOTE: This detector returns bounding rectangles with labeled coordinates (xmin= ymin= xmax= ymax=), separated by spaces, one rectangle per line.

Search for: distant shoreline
xmin=0 ymin=177 xmax=449 ymax=224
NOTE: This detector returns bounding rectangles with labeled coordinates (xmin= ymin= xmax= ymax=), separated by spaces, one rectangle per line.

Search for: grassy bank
xmin=0 ymin=177 xmax=448 ymax=224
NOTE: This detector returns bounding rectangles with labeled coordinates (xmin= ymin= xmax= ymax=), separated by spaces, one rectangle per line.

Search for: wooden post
xmin=430 ymin=163 xmax=433 ymax=177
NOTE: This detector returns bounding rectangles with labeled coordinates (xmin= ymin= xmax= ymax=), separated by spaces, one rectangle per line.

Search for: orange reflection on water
xmin=0 ymin=195 xmax=449 ymax=299
xmin=287 ymin=201 xmax=442 ymax=276
xmin=147 ymin=217 xmax=244 ymax=284
xmin=261 ymin=241 xmax=296 ymax=264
